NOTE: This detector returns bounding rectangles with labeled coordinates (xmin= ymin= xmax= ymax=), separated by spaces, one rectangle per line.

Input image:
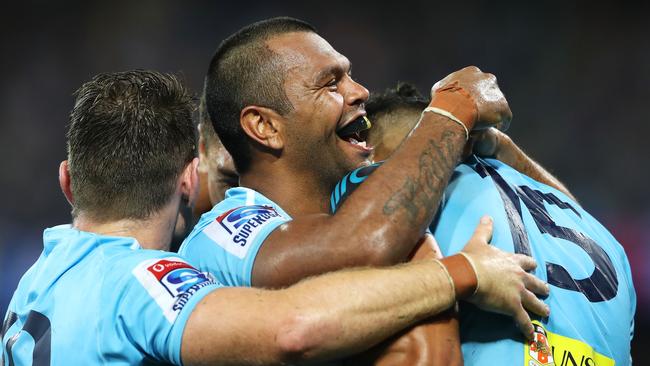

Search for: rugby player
xmin=194 ymin=92 xmax=464 ymax=366
xmin=331 ymin=83 xmax=636 ymax=365
xmin=180 ymin=15 xmax=550 ymax=349
xmin=1 ymin=70 xmax=549 ymax=365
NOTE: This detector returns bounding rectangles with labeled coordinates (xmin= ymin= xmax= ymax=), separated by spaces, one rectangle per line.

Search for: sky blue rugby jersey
xmin=432 ymin=157 xmax=635 ymax=366
xmin=1 ymin=225 xmax=221 ymax=365
xmin=331 ymin=157 xmax=636 ymax=366
xmin=179 ymin=187 xmax=292 ymax=287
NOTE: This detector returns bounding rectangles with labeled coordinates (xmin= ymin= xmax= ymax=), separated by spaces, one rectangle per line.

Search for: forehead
xmin=266 ymin=32 xmax=349 ymax=81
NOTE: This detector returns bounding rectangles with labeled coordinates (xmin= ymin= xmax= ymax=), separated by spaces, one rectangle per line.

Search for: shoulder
xmin=180 ymin=187 xmax=291 ymax=257
xmin=183 ymin=188 xmax=287 ymax=241
xmin=116 ymin=251 xmax=219 ymax=320
xmin=110 ymin=249 xmax=201 ymax=288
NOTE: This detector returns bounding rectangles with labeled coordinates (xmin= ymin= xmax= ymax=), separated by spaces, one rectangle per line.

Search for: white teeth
xmin=348 ymin=138 xmax=367 ymax=148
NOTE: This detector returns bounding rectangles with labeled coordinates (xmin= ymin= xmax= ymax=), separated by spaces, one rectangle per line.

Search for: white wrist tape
xmin=423 ymin=106 xmax=470 ymax=141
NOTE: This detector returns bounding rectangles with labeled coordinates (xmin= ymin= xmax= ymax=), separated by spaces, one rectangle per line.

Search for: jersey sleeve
xmin=115 ymin=254 xmax=222 ymax=364
xmin=180 ymin=198 xmax=291 ymax=287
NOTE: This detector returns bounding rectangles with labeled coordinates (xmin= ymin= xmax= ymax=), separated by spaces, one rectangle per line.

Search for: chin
xmin=342 ymin=154 xmax=372 ymax=173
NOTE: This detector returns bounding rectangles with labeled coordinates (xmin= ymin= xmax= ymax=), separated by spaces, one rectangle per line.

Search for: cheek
xmin=312 ymin=91 xmax=344 ymax=120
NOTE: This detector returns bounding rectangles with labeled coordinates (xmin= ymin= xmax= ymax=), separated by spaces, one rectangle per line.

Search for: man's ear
xmin=180 ymin=157 xmax=201 ymax=207
xmin=58 ymin=160 xmax=74 ymax=205
xmin=239 ymin=106 xmax=285 ymax=150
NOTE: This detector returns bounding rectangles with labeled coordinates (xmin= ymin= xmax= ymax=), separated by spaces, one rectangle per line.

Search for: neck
xmin=72 ymin=201 xmax=180 ymax=251
xmin=239 ymin=162 xmax=333 ymax=216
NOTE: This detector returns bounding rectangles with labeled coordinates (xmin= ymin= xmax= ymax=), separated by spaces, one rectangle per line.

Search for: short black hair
xmin=366 ymin=82 xmax=429 ymax=120
xmin=67 ymin=70 xmax=196 ymax=221
xmin=205 ymin=17 xmax=317 ymax=173
xmin=365 ymin=82 xmax=430 ymax=159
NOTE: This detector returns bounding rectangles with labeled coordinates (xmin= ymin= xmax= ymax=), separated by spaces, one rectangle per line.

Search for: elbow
xmin=275 ymin=311 xmax=333 ymax=364
xmin=358 ymin=224 xmax=424 ymax=266
xmin=276 ymin=321 xmax=310 ymax=362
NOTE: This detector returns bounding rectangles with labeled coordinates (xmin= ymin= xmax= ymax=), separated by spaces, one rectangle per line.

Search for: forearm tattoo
xmin=383 ymin=129 xmax=462 ymax=225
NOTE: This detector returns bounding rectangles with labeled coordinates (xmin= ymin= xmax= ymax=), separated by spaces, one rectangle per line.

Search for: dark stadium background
xmin=1 ymin=0 xmax=647 ymax=362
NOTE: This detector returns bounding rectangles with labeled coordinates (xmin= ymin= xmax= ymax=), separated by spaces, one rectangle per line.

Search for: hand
xmin=460 ymin=216 xmax=550 ymax=340
xmin=432 ymin=66 xmax=512 ymax=131
xmin=468 ymin=127 xmax=511 ymax=158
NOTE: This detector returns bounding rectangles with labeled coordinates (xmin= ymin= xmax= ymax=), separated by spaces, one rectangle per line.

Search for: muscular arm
xmin=254 ymin=120 xmax=467 ymax=286
xmin=253 ymin=67 xmax=506 ymax=288
xmin=346 ymin=235 xmax=463 ymax=366
xmin=472 ymin=128 xmax=577 ymax=202
xmin=182 ymin=247 xmax=458 ymax=366
xmin=183 ymin=219 xmax=549 ymax=365
xmin=183 ymin=221 xmax=513 ymax=365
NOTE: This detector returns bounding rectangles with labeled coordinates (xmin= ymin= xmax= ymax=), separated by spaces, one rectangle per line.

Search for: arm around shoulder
xmin=181 ymin=257 xmax=459 ymax=365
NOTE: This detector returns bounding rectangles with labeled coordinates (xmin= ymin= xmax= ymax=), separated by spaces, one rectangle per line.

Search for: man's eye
xmin=325 ymin=79 xmax=338 ymax=88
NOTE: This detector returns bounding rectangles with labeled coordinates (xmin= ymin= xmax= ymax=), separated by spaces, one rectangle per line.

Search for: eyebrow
xmin=313 ymin=59 xmax=352 ymax=84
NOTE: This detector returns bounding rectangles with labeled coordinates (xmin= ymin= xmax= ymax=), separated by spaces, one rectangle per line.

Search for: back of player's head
xmin=331 ymin=84 xmax=429 ymax=211
xmin=67 ymin=70 xmax=196 ymax=221
xmin=366 ymin=82 xmax=429 ymax=160
xmin=204 ymin=17 xmax=317 ymax=174
xmin=198 ymin=91 xmax=222 ymax=153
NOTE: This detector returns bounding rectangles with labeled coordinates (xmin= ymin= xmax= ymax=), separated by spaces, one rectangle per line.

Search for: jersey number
xmin=1 ymin=310 xmax=51 ymax=366
xmin=473 ymin=160 xmax=618 ymax=302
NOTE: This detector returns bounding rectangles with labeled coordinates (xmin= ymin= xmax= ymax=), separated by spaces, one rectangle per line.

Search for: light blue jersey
xmin=179 ymin=187 xmax=292 ymax=287
xmin=331 ymin=157 xmax=635 ymax=366
xmin=1 ymin=225 xmax=221 ymax=365
xmin=432 ymin=157 xmax=635 ymax=366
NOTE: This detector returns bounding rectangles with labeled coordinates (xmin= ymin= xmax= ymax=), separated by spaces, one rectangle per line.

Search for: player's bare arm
xmin=345 ymin=235 xmax=463 ymax=366
xmin=471 ymin=127 xmax=577 ymax=201
xmin=182 ymin=218 xmax=548 ymax=365
xmin=253 ymin=67 xmax=511 ymax=287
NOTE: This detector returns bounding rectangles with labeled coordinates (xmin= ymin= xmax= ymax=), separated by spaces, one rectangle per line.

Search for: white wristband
xmin=431 ymin=259 xmax=456 ymax=301
xmin=422 ymin=106 xmax=470 ymax=141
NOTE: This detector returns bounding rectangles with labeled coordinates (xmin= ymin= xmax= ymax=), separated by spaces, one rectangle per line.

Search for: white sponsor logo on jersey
xmin=132 ymin=257 xmax=215 ymax=323
xmin=203 ymin=205 xmax=287 ymax=259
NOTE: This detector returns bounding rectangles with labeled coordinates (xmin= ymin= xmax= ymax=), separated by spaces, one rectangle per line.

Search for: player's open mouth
xmin=337 ymin=116 xmax=372 ymax=150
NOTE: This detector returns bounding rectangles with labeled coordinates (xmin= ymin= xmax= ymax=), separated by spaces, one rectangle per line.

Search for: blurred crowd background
xmin=1 ymin=0 xmax=648 ymax=361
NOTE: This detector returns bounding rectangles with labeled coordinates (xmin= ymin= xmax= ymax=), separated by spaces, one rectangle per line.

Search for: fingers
xmin=523 ymin=271 xmax=550 ymax=298
xmin=513 ymin=306 xmax=535 ymax=341
xmin=470 ymin=128 xmax=498 ymax=157
xmin=462 ymin=65 xmax=482 ymax=73
xmin=431 ymin=65 xmax=482 ymax=92
xmin=512 ymin=253 xmax=537 ymax=272
xmin=499 ymin=106 xmax=513 ymax=131
xmin=471 ymin=215 xmax=494 ymax=244
xmin=521 ymin=288 xmax=550 ymax=318
xmin=462 ymin=216 xmax=493 ymax=252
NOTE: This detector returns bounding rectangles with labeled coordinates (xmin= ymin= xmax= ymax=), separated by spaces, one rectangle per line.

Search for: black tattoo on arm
xmin=383 ymin=129 xmax=462 ymax=225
